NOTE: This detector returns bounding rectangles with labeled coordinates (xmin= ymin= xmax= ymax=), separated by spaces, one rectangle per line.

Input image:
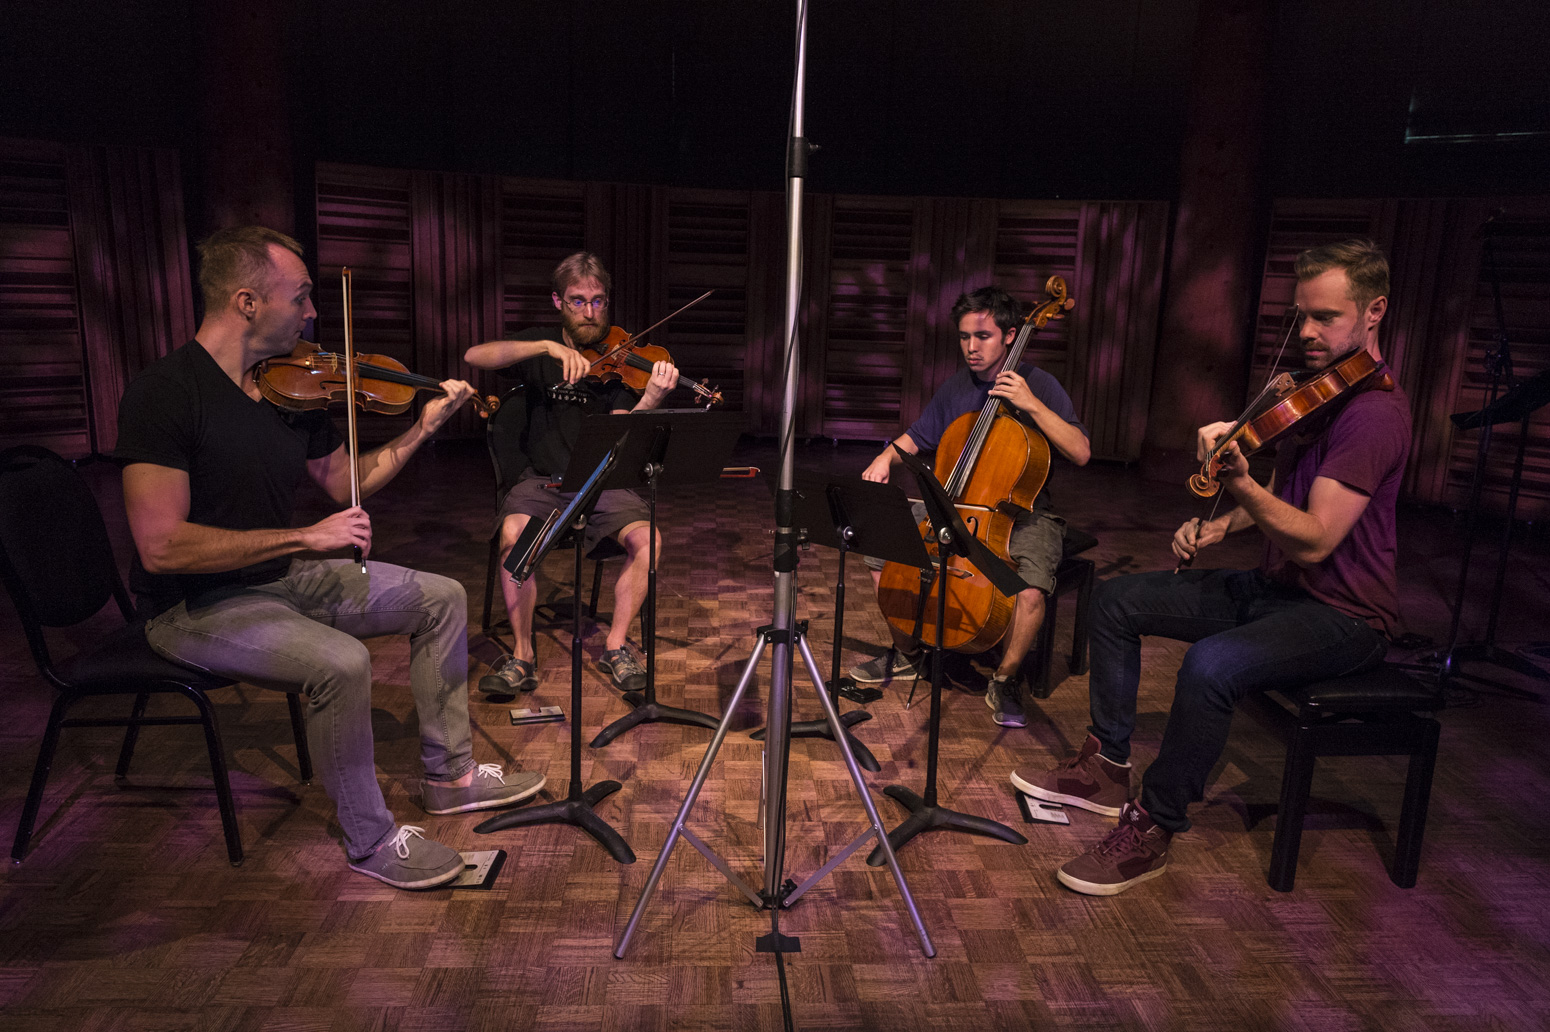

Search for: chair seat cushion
xmin=55 ymin=621 xmax=234 ymax=692
xmin=1283 ymin=664 xmax=1441 ymax=714
xmin=1062 ymin=526 xmax=1098 ymax=559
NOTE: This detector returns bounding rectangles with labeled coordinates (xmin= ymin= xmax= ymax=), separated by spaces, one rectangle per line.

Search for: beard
xmin=561 ymin=307 xmax=609 ymax=349
xmin=1304 ymin=324 xmax=1366 ymax=370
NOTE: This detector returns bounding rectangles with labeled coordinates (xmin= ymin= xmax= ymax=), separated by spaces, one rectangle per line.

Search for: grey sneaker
xmin=986 ymin=674 xmax=1026 ymax=728
xmin=479 ymin=655 xmax=537 ymax=697
xmin=600 ymin=647 xmax=647 ymax=693
xmin=848 ymin=647 xmax=925 ymax=684
xmin=347 ymin=826 xmax=462 ymax=890
xmin=420 ymin=763 xmax=546 ymax=815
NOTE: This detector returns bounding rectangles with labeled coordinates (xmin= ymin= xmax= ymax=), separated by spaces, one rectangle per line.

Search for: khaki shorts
xmin=863 ymin=504 xmax=1065 ymax=595
xmin=496 ymin=473 xmax=649 ymax=554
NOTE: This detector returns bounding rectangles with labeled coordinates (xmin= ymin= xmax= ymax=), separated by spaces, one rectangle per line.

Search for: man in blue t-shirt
xmin=117 ymin=226 xmax=545 ymax=892
xmin=851 ymin=286 xmax=1091 ymax=728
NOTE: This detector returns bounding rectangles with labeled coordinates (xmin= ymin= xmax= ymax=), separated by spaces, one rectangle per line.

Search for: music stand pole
xmin=476 ymin=447 xmax=635 ymax=862
xmin=867 ymin=446 xmax=1029 ymax=864
xmin=614 ymin=0 xmax=933 ymax=968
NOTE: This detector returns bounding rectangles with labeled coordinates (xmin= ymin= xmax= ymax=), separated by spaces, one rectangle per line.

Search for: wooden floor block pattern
xmin=1 ymin=440 xmax=1548 ymax=1030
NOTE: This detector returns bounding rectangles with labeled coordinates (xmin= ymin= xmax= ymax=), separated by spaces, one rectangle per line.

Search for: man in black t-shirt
xmin=465 ymin=252 xmax=680 ymax=696
xmin=117 ymin=226 xmax=543 ymax=891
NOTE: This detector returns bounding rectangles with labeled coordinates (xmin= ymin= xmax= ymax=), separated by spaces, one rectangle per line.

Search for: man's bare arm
xmin=123 ymin=463 xmax=370 ymax=574
xmin=465 ymin=338 xmax=589 ymax=383
xmin=861 ymin=434 xmax=919 ymax=484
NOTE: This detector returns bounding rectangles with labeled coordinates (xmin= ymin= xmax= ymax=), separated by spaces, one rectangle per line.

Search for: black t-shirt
xmin=114 ymin=340 xmax=343 ymax=612
xmin=497 ymin=327 xmax=639 ymax=477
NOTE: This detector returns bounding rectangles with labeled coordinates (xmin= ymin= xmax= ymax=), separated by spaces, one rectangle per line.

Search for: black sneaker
xmin=848 ymin=647 xmax=925 ymax=684
xmin=479 ymin=655 xmax=537 ymax=697
xmin=986 ymin=673 xmax=1026 ymax=728
xmin=600 ymin=647 xmax=647 ymax=693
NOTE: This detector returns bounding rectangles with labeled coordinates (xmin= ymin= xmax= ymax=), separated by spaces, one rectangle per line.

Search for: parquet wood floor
xmin=2 ymin=439 xmax=1548 ymax=1031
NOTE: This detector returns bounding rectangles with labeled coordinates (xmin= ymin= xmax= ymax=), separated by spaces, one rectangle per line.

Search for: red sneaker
xmin=1056 ymin=801 xmax=1172 ymax=896
xmin=1010 ymin=733 xmax=1131 ymax=816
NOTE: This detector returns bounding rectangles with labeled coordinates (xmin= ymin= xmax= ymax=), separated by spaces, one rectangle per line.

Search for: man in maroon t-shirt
xmin=1012 ymin=239 xmax=1413 ymax=895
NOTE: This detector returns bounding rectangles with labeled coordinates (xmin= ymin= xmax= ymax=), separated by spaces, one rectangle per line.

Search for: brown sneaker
xmin=1056 ymin=801 xmax=1171 ymax=895
xmin=1009 ymin=733 xmax=1130 ymax=816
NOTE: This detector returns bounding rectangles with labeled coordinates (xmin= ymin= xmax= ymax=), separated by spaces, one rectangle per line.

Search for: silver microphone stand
xmin=614 ymin=0 xmax=933 ymax=984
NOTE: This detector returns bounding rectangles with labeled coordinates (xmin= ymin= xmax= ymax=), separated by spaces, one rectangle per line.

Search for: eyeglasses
xmin=559 ymin=295 xmax=609 ymax=313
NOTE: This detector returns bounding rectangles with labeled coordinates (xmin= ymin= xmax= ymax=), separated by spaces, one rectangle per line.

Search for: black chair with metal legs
xmin=1238 ymin=663 xmax=1443 ymax=891
xmin=1 ymin=446 xmax=312 ymax=867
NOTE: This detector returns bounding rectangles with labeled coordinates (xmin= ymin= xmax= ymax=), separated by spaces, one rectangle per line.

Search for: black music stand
xmin=476 ymin=439 xmax=635 ymax=862
xmin=1440 ymin=368 xmax=1550 ymax=699
xmin=749 ymin=472 xmax=930 ymax=773
xmin=866 ymin=444 xmax=1029 ymax=865
xmin=568 ymin=409 xmax=744 ymax=748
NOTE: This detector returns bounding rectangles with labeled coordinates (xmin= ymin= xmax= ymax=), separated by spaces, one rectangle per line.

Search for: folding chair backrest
xmin=485 ymin=385 xmax=533 ymax=500
xmin=0 ymin=447 xmax=127 ymax=645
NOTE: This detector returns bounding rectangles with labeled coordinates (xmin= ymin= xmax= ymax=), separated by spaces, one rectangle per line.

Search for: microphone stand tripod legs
xmin=614 ymin=623 xmax=934 ymax=960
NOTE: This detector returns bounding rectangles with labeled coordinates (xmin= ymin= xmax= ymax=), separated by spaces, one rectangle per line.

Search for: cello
xmin=876 ymin=276 xmax=1075 ymax=654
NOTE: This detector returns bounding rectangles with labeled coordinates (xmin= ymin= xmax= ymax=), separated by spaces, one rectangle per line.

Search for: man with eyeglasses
xmin=465 ymin=252 xmax=678 ymax=696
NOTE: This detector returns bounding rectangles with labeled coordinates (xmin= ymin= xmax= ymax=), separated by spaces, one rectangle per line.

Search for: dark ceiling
xmin=3 ymin=0 xmax=1548 ymax=200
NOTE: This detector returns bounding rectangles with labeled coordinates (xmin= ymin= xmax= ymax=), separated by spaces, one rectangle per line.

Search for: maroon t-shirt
xmin=1260 ymin=367 xmax=1412 ymax=638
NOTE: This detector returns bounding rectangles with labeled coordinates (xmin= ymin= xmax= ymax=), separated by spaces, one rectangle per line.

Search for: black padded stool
xmin=1238 ymin=663 xmax=1443 ymax=891
xmin=1026 ymin=525 xmax=1098 ymax=698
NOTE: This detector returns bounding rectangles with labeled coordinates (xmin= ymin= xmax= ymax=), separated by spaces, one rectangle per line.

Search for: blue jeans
xmin=1087 ymin=568 xmax=1387 ymax=834
xmin=143 ymin=559 xmax=475 ymax=859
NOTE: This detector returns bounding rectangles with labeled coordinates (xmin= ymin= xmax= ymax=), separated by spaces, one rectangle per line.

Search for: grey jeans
xmin=143 ymin=559 xmax=475 ymax=859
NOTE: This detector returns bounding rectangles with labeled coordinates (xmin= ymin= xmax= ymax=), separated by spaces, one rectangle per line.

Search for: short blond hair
xmin=196 ymin=226 xmax=303 ymax=311
xmin=1295 ymin=239 xmax=1389 ymax=312
xmin=551 ymin=252 xmax=612 ymax=296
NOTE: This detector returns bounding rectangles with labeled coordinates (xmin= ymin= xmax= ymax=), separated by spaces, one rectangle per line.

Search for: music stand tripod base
xmin=867 ymin=446 xmax=1030 ymax=865
xmin=477 ymin=442 xmax=635 ymax=865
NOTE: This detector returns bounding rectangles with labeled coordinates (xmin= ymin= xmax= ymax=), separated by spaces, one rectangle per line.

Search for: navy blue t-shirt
xmin=114 ymin=341 xmax=343 ymax=613
xmin=904 ymin=363 xmax=1086 ymax=511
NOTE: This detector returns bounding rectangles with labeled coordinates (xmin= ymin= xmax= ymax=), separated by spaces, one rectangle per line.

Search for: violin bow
xmin=591 ymin=289 xmax=714 ymax=364
xmin=341 ymin=267 xmax=366 ymax=573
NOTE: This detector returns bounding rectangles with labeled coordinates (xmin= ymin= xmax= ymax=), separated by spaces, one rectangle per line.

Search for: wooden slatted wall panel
xmin=1448 ymin=206 xmax=1550 ymax=519
xmin=583 ymin=182 xmax=660 ymax=338
xmin=498 ymin=176 xmax=587 ymax=338
xmin=0 ymin=140 xmax=88 ymax=454
xmin=1373 ymin=198 xmax=1483 ymax=508
xmin=816 ymin=195 xmax=926 ymax=441
xmin=911 ymin=198 xmax=998 ymax=432
xmin=1069 ymin=201 xmax=1170 ymax=462
xmin=1252 ymin=200 xmax=1382 ymax=389
xmin=410 ymin=171 xmax=501 ymax=440
xmin=990 ymin=200 xmax=1083 ymax=465
xmin=742 ymin=191 xmax=788 ymax=435
xmin=664 ymin=190 xmax=753 ymax=417
xmin=69 ymin=145 xmax=194 ymax=453
xmin=992 ymin=202 xmax=1082 ymax=389
xmin=315 ymin=162 xmax=416 ymax=442
xmin=0 ymin=137 xmax=192 ymax=457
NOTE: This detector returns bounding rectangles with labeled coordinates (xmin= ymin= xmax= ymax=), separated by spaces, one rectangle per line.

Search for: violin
xmin=1189 ymin=347 xmax=1393 ymax=498
xmin=546 ymin=289 xmax=723 ymax=408
xmin=257 ymin=340 xmax=500 ymax=418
